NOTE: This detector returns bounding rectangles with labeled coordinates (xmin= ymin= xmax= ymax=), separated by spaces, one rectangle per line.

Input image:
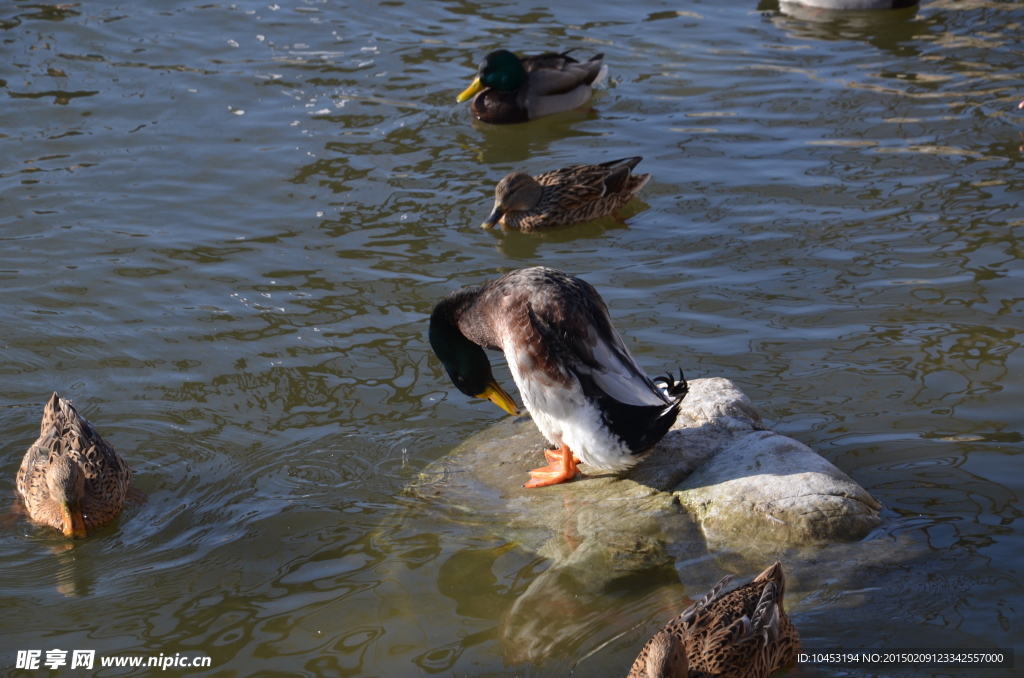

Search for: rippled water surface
xmin=1 ymin=0 xmax=1022 ymax=675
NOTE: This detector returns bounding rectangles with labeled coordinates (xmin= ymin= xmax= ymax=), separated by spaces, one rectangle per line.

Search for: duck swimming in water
xmin=627 ymin=562 xmax=800 ymax=678
xmin=456 ymin=49 xmax=606 ymax=124
xmin=429 ymin=267 xmax=687 ymax=487
xmin=16 ymin=393 xmax=131 ymax=538
xmin=482 ymin=157 xmax=650 ymax=232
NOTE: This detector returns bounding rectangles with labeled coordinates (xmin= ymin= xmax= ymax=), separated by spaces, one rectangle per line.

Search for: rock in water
xmin=409 ymin=378 xmax=882 ymax=664
xmin=413 ymin=377 xmax=880 ymax=554
xmin=665 ymin=379 xmax=882 ymax=551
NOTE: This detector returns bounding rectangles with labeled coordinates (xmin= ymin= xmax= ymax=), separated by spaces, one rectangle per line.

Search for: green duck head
xmin=456 ymin=49 xmax=527 ymax=102
xmin=429 ymin=299 xmax=519 ymax=416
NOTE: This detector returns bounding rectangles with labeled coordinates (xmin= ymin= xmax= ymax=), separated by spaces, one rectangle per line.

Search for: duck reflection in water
xmin=498 ymin=548 xmax=687 ymax=667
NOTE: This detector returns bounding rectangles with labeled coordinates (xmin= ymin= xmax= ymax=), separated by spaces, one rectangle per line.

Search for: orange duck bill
xmin=61 ymin=499 xmax=87 ymax=539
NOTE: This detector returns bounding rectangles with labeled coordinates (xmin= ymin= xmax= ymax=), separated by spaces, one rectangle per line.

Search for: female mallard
xmin=16 ymin=393 xmax=131 ymax=538
xmin=429 ymin=267 xmax=687 ymax=487
xmin=627 ymin=562 xmax=800 ymax=678
xmin=482 ymin=157 xmax=650 ymax=231
xmin=456 ymin=49 xmax=606 ymax=124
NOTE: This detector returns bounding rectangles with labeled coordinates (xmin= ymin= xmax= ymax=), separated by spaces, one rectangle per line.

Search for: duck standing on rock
xmin=483 ymin=157 xmax=650 ymax=231
xmin=456 ymin=49 xmax=606 ymax=124
xmin=627 ymin=562 xmax=800 ymax=678
xmin=16 ymin=393 xmax=131 ymax=538
xmin=429 ymin=267 xmax=688 ymax=487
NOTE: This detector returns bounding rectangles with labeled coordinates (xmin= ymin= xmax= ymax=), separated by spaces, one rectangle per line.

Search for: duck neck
xmin=434 ymin=286 xmax=502 ymax=350
xmin=431 ymin=295 xmax=477 ymax=354
xmin=430 ymin=289 xmax=505 ymax=400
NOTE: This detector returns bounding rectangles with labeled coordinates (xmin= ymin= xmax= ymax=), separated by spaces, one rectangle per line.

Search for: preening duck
xmin=456 ymin=49 xmax=606 ymax=124
xmin=483 ymin=157 xmax=651 ymax=232
xmin=16 ymin=393 xmax=131 ymax=538
xmin=429 ymin=267 xmax=687 ymax=487
xmin=627 ymin=562 xmax=800 ymax=678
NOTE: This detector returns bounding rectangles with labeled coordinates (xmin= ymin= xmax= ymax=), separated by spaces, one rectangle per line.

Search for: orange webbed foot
xmin=524 ymin=467 xmax=575 ymax=488
xmin=524 ymin=444 xmax=581 ymax=488
xmin=541 ymin=447 xmax=581 ymax=465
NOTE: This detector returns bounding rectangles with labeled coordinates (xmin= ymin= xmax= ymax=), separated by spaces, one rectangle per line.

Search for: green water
xmin=1 ymin=0 xmax=1022 ymax=676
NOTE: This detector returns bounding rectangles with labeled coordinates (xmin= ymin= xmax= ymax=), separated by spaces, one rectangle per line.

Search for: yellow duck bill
xmin=457 ymin=77 xmax=485 ymax=103
xmin=476 ymin=380 xmax=519 ymax=416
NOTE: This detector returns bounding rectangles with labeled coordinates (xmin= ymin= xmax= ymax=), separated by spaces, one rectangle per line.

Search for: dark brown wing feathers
xmin=16 ymin=393 xmax=131 ymax=534
xmin=628 ymin=562 xmax=800 ymax=678
xmin=505 ymin=157 xmax=648 ymax=231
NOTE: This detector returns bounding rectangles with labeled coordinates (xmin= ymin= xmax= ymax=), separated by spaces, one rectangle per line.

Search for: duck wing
xmin=520 ymin=50 xmax=579 ymax=71
xmin=700 ymin=582 xmax=780 ymax=678
xmin=521 ymin=51 xmax=605 ymax=96
xmin=682 ymin=566 xmax=797 ymax=678
xmin=508 ymin=269 xmax=669 ymax=408
xmin=674 ymin=574 xmax=737 ymax=627
xmin=15 ymin=428 xmax=57 ymax=499
xmin=537 ymin=157 xmax=644 ymax=210
xmin=595 ymin=156 xmax=643 ymax=194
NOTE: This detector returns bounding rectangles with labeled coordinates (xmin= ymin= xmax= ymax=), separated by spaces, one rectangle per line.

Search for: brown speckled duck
xmin=429 ymin=267 xmax=687 ymax=488
xmin=482 ymin=157 xmax=650 ymax=231
xmin=456 ymin=49 xmax=606 ymax=124
xmin=627 ymin=562 xmax=800 ymax=678
xmin=16 ymin=393 xmax=131 ymax=538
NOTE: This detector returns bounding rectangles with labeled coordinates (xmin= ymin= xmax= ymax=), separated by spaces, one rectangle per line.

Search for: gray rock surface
xmin=407 ymin=378 xmax=882 ymax=663
xmin=412 ymin=377 xmax=880 ymax=554
xmin=668 ymin=379 xmax=882 ymax=551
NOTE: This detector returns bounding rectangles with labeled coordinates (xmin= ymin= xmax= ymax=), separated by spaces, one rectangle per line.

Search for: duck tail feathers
xmin=599 ymin=156 xmax=643 ymax=171
xmin=679 ymin=573 xmax=735 ymax=623
xmin=750 ymin=581 xmax=781 ymax=644
xmin=653 ymin=369 xmax=689 ymax=401
xmin=597 ymin=394 xmax=681 ymax=456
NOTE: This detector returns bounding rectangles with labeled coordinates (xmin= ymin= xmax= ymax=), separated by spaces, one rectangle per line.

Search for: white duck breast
xmin=505 ymin=341 xmax=634 ymax=471
xmin=499 ymin=297 xmax=673 ymax=471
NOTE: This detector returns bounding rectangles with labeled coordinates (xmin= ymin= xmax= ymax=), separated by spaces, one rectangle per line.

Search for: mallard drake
xmin=483 ymin=157 xmax=650 ymax=231
xmin=627 ymin=562 xmax=800 ymax=678
xmin=429 ymin=267 xmax=687 ymax=487
xmin=456 ymin=49 xmax=606 ymax=124
xmin=16 ymin=393 xmax=131 ymax=538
